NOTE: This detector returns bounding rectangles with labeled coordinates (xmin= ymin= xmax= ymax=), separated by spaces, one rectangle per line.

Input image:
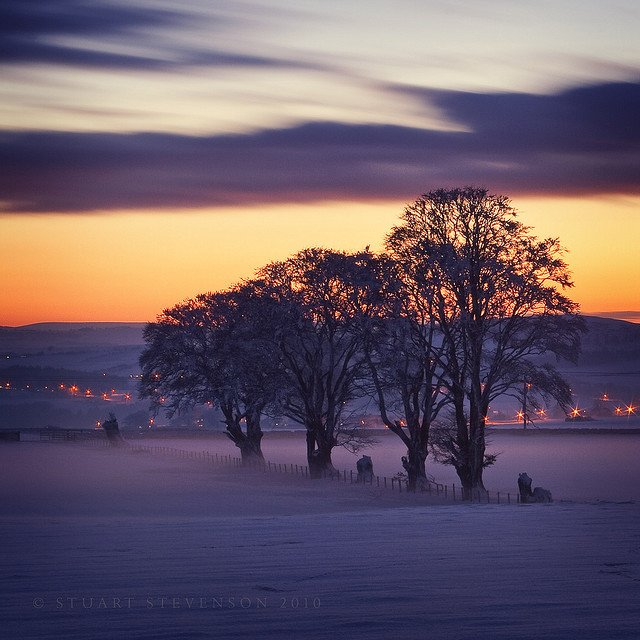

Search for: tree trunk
xmin=237 ymin=437 xmax=264 ymax=465
xmin=224 ymin=413 xmax=264 ymax=466
xmin=454 ymin=446 xmax=486 ymax=499
xmin=468 ymin=409 xmax=486 ymax=494
xmin=455 ymin=441 xmax=486 ymax=499
xmin=451 ymin=391 xmax=477 ymax=500
xmin=306 ymin=429 xmax=336 ymax=479
xmin=455 ymin=464 xmax=473 ymax=500
xmin=402 ymin=442 xmax=428 ymax=491
xmin=243 ymin=409 xmax=265 ymax=465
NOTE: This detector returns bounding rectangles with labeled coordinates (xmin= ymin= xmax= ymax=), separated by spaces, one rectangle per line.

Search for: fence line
xmin=65 ymin=436 xmax=519 ymax=505
xmin=37 ymin=428 xmax=99 ymax=442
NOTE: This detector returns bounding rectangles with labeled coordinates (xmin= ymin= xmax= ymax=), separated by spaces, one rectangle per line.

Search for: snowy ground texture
xmin=2 ymin=443 xmax=640 ymax=640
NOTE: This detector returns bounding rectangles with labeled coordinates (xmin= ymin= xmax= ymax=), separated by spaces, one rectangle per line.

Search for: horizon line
xmin=3 ymin=311 xmax=640 ymax=329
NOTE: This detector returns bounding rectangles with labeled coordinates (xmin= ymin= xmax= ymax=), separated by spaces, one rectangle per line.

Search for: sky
xmin=1 ymin=0 xmax=639 ymax=325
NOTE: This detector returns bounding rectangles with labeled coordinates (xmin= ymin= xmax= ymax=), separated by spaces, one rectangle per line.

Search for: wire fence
xmin=61 ymin=433 xmax=521 ymax=505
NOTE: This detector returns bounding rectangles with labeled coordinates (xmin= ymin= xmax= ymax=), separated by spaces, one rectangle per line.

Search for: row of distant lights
xmin=512 ymin=392 xmax=637 ymax=421
xmin=565 ymin=405 xmax=636 ymax=417
xmin=59 ymin=384 xmax=133 ymax=401
xmin=596 ymin=393 xmax=636 ymax=416
xmin=567 ymin=392 xmax=636 ymax=418
xmin=516 ymin=409 xmax=548 ymax=420
xmin=0 ymin=381 xmax=134 ymax=401
xmin=5 ymin=380 xmax=637 ymax=418
xmin=516 ymin=405 xmax=637 ymax=420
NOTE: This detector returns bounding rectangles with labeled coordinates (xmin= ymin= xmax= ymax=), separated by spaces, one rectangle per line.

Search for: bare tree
xmin=387 ymin=187 xmax=584 ymax=497
xmin=361 ymin=254 xmax=449 ymax=490
xmin=139 ymin=289 xmax=280 ymax=463
xmin=251 ymin=248 xmax=383 ymax=478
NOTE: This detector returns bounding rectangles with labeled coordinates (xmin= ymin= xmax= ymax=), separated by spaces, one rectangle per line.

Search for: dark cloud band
xmin=1 ymin=82 xmax=639 ymax=213
xmin=0 ymin=0 xmax=311 ymax=72
xmin=0 ymin=0 xmax=184 ymax=39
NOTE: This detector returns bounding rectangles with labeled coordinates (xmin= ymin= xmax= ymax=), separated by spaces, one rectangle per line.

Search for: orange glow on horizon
xmin=517 ymin=195 xmax=640 ymax=317
xmin=0 ymin=202 xmax=397 ymax=325
xmin=1 ymin=195 xmax=639 ymax=325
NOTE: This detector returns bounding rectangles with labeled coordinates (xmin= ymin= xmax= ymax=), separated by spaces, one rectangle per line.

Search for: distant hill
xmin=0 ymin=322 xmax=145 ymax=351
xmin=0 ymin=322 xmax=146 ymax=375
xmin=588 ymin=311 xmax=640 ymax=324
xmin=1 ymin=317 xmax=639 ymax=423
xmin=10 ymin=322 xmax=145 ymax=331
xmin=2 ymin=317 xmax=640 ymax=373
xmin=576 ymin=316 xmax=640 ymax=371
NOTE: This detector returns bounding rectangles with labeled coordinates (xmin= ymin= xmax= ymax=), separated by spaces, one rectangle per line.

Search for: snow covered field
xmin=2 ymin=441 xmax=640 ymax=639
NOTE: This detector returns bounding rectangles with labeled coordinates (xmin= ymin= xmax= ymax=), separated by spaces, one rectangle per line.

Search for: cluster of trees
xmin=139 ymin=188 xmax=584 ymax=496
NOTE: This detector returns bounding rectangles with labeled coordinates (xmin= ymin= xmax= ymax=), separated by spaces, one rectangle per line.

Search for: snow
xmin=2 ymin=442 xmax=640 ymax=639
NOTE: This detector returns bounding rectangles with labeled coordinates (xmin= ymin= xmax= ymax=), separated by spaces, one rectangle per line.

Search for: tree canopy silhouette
xmin=386 ymin=187 xmax=584 ymax=495
xmin=139 ymin=288 xmax=281 ymax=462
xmin=249 ymin=247 xmax=386 ymax=478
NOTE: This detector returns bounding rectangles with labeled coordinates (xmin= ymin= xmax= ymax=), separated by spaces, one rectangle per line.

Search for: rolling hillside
xmin=1 ymin=317 xmax=639 ymax=429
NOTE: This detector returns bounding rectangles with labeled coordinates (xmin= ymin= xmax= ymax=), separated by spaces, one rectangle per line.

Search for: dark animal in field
xmin=357 ymin=455 xmax=374 ymax=483
xmin=518 ymin=472 xmax=552 ymax=503
xmin=102 ymin=413 xmax=127 ymax=447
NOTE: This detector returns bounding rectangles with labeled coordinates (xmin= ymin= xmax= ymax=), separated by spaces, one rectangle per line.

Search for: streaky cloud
xmin=0 ymin=0 xmax=186 ymax=37
xmin=0 ymin=0 xmax=316 ymax=72
xmin=2 ymin=81 xmax=639 ymax=213
xmin=0 ymin=37 xmax=320 ymax=72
